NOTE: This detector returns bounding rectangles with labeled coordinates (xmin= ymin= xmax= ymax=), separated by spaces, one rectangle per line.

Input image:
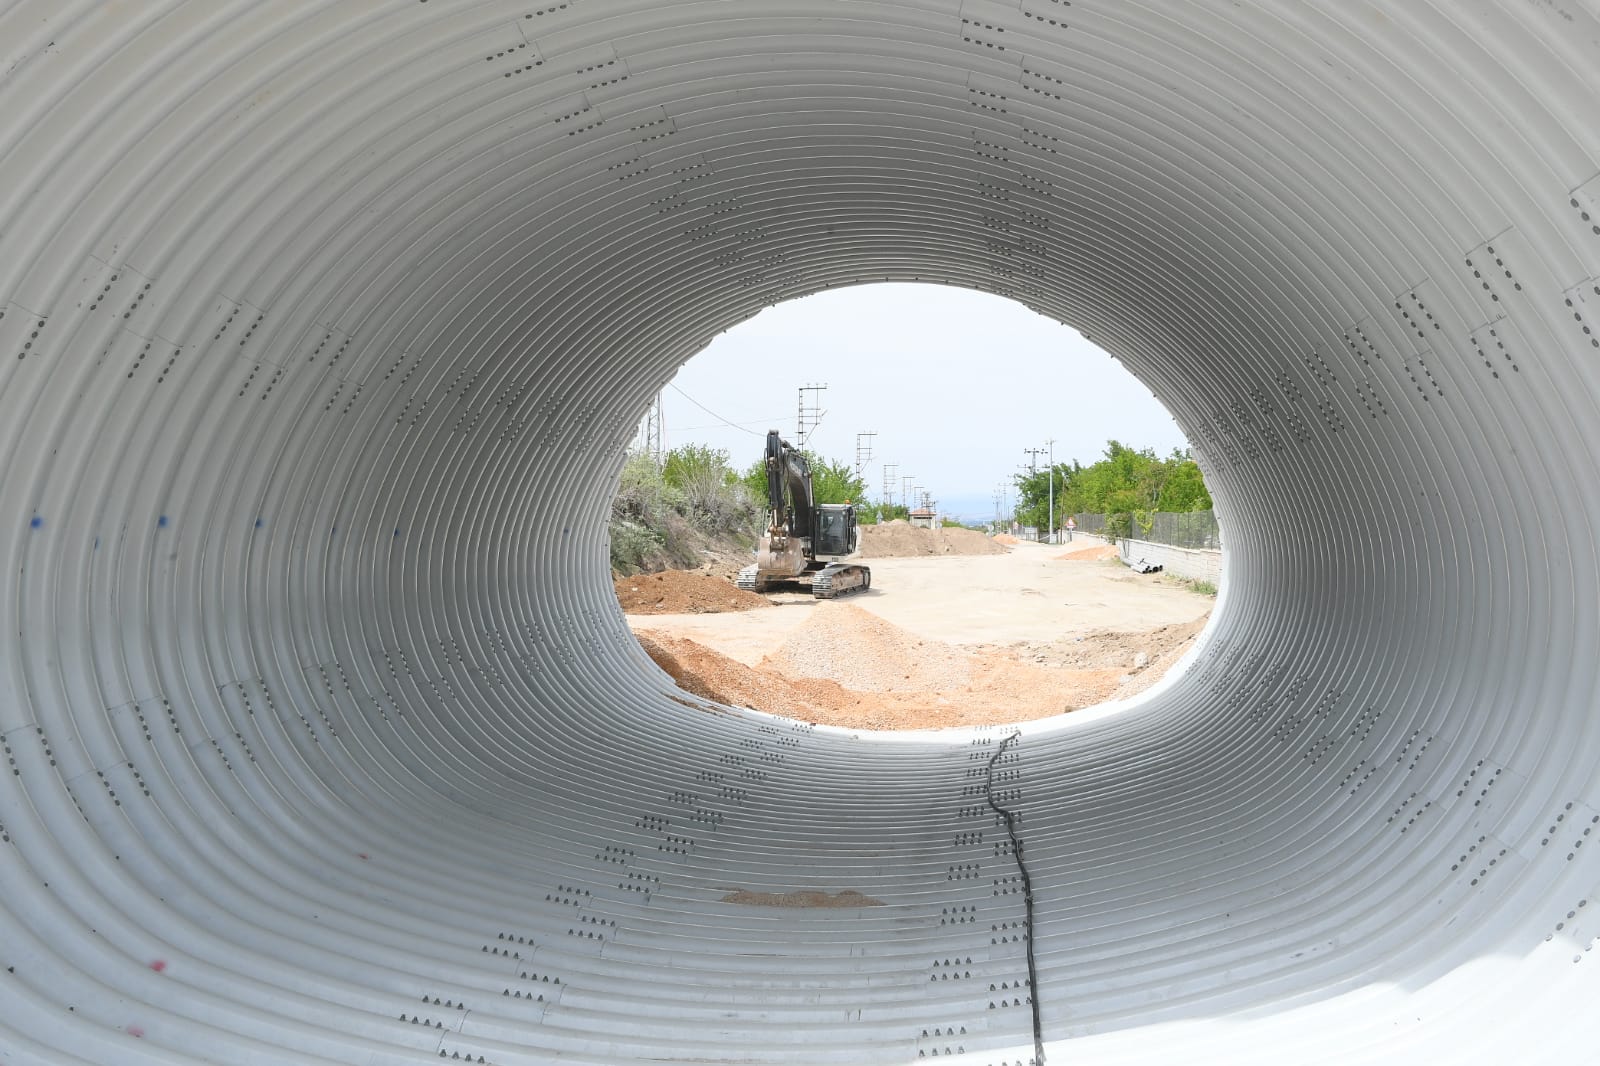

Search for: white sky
xmin=656 ymin=284 xmax=1189 ymax=522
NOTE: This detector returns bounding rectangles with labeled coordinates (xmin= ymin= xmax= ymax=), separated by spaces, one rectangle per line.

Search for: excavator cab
xmin=812 ymin=504 xmax=857 ymax=559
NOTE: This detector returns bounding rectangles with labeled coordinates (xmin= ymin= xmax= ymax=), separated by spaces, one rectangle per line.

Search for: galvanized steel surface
xmin=0 ymin=1 xmax=1598 ymax=1063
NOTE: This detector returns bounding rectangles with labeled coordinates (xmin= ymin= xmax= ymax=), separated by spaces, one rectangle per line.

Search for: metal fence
xmin=1148 ymin=510 xmax=1221 ymax=549
xmin=1069 ymin=512 xmax=1107 ymax=537
xmin=1071 ymin=510 xmax=1220 ymax=550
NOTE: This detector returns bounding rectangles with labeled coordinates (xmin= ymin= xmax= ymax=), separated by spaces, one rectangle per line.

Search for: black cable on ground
xmin=986 ymin=730 xmax=1045 ymax=1066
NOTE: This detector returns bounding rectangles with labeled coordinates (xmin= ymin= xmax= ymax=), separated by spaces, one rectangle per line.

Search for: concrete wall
xmin=1119 ymin=539 xmax=1225 ymax=586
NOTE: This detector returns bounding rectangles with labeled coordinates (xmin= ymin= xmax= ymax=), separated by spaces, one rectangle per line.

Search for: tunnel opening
xmin=611 ymin=281 xmax=1223 ymax=734
xmin=1 ymin=2 xmax=1598 ymax=1063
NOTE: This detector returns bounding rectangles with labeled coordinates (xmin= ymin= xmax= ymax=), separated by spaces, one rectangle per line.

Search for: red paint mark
xmin=149 ymin=960 xmax=167 ymax=973
xmin=358 ymin=853 xmax=369 ymax=861
xmin=127 ymin=1025 xmax=145 ymax=1038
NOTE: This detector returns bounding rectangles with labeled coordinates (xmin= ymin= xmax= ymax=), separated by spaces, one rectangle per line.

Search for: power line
xmin=671 ymin=416 xmax=789 ymax=433
xmin=667 ymin=384 xmax=765 ymax=436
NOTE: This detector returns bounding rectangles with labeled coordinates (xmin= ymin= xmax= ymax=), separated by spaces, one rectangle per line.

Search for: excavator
xmin=736 ymin=430 xmax=872 ymax=598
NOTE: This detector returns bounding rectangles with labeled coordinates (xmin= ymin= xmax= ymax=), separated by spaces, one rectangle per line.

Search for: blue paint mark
xmin=158 ymin=515 xmax=169 ymax=528
xmin=254 ymin=518 xmax=264 ymax=529
xmin=29 ymin=516 xmax=42 ymax=529
xmin=563 ymin=527 xmax=571 ymax=536
xmin=330 ymin=526 xmax=337 ymax=536
xmin=94 ymin=537 xmax=100 ymax=551
xmin=393 ymin=528 xmax=401 ymax=538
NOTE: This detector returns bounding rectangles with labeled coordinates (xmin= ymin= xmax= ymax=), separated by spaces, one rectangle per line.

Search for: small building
xmin=908 ymin=507 xmax=936 ymax=529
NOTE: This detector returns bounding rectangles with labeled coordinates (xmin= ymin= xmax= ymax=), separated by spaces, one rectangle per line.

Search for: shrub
xmin=609 ymin=446 xmax=761 ymax=574
xmin=609 ymin=518 xmax=664 ymax=575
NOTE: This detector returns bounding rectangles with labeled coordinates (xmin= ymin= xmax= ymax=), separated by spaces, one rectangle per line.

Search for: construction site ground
xmin=625 ymin=539 xmax=1217 ymax=731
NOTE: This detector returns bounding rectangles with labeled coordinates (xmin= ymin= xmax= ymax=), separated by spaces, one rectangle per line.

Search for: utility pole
xmin=1045 ymin=437 xmax=1055 ymax=545
xmin=635 ymin=389 xmax=665 ymax=465
xmin=1023 ymin=446 xmax=1045 ymax=540
xmin=882 ymin=463 xmax=898 ymax=512
xmin=901 ymin=476 xmax=914 ymax=514
xmin=854 ymin=431 xmax=877 ymax=482
xmin=797 ymin=383 xmax=828 ymax=445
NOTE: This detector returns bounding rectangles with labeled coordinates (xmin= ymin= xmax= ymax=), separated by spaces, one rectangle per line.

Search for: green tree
xmin=1012 ymin=440 xmax=1211 ymax=533
xmin=858 ymin=501 xmax=910 ymax=523
xmin=659 ymin=444 xmax=756 ymax=534
xmin=1156 ymin=450 xmax=1212 ymax=511
xmin=741 ymin=449 xmax=865 ymax=509
xmin=808 ymin=454 xmax=867 ymax=505
xmin=661 ymin=443 xmax=735 ymax=493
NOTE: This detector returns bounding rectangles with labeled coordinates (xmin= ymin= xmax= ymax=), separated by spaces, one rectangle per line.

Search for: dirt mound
xmin=765 ymin=604 xmax=974 ymax=691
xmin=615 ymin=570 xmax=771 ymax=614
xmin=639 ymin=618 xmax=1140 ymax=730
xmin=858 ymin=520 xmax=1009 ymax=559
xmin=1056 ymin=544 xmax=1120 ymax=561
xmin=993 ymin=533 xmax=1020 ymax=545
xmin=634 ymin=631 xmax=832 ymax=712
xmin=1005 ymin=614 xmax=1210 ymax=674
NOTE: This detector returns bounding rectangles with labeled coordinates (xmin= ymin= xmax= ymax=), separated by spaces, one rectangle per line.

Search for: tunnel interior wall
xmin=1 ymin=1 xmax=1600 ymax=1063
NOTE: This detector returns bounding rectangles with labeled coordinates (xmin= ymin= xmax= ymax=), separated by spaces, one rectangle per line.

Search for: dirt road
xmin=625 ymin=542 xmax=1216 ymax=730
xmin=628 ymin=541 xmax=1210 ymax=661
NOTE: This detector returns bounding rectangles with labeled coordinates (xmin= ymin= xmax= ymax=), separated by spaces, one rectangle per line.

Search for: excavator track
xmin=812 ymin=563 xmax=871 ymax=599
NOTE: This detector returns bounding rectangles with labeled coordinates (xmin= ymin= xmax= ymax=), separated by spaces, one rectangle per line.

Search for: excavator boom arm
xmin=764 ymin=430 xmax=813 ymax=541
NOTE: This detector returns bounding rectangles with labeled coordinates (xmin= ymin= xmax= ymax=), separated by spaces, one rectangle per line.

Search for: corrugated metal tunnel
xmin=2 ymin=1 xmax=1599 ymax=1062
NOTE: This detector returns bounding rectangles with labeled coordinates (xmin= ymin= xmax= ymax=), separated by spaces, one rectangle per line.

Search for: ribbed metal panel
xmin=1 ymin=1 xmax=1598 ymax=1061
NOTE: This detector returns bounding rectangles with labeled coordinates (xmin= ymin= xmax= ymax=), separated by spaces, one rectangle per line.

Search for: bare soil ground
xmin=614 ymin=570 xmax=771 ymax=614
xmin=623 ymin=542 xmax=1215 ymax=731
xmin=857 ymin=519 xmax=1009 ymax=558
xmin=1056 ymin=544 xmax=1119 ymax=561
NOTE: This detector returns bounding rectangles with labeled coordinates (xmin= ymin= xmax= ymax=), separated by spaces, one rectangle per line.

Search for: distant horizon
xmin=651 ymin=284 xmax=1190 ymax=522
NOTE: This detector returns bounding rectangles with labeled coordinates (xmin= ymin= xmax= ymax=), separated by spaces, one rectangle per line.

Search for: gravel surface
xmin=764 ymin=604 xmax=973 ymax=691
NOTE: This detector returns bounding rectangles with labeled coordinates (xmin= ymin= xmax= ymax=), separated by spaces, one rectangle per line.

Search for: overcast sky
xmin=655 ymin=284 xmax=1189 ymax=522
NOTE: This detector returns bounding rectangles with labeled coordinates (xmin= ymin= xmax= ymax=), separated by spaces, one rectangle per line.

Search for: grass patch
xmin=1161 ymin=574 xmax=1218 ymax=597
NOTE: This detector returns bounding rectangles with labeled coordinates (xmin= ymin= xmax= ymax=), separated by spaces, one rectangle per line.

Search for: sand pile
xmin=634 ymin=602 xmax=1199 ymax=730
xmin=634 ymin=632 xmax=832 ymax=711
xmin=615 ymin=570 xmax=771 ymax=614
xmin=764 ymin=604 xmax=973 ymax=691
xmin=993 ymin=533 xmax=1020 ymax=545
xmin=858 ymin=520 xmax=1009 ymax=559
xmin=1056 ymin=544 xmax=1120 ymax=561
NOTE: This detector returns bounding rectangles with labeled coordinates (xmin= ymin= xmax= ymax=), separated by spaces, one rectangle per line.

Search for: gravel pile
xmin=615 ymin=570 xmax=771 ymax=614
xmin=857 ymin=520 xmax=1009 ymax=559
xmin=763 ymin=604 xmax=973 ymax=691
